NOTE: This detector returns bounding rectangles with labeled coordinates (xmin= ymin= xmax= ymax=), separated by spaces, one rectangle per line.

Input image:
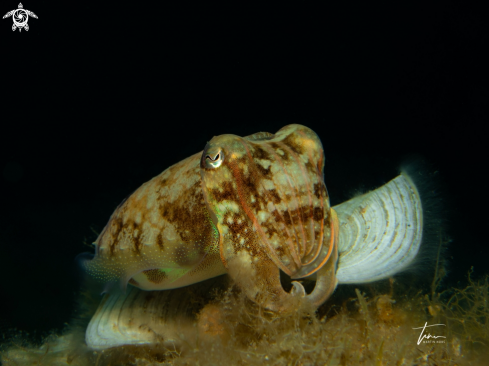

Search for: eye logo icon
xmin=3 ymin=3 xmax=37 ymax=32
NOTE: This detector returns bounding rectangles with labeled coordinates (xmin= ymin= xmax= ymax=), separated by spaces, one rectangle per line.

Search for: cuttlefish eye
xmin=202 ymin=146 xmax=224 ymax=169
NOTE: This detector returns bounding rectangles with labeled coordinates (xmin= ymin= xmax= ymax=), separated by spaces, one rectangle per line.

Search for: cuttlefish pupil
xmin=203 ymin=146 xmax=224 ymax=169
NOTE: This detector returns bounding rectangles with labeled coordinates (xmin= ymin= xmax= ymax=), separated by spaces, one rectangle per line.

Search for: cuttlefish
xmin=79 ymin=124 xmax=423 ymax=350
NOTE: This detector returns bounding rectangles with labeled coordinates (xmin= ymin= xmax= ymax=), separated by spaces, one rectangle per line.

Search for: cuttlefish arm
xmin=200 ymin=124 xmax=339 ymax=313
xmin=78 ymin=152 xmax=227 ymax=292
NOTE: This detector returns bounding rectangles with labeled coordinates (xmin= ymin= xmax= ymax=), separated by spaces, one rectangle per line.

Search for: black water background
xmin=0 ymin=1 xmax=486 ymax=346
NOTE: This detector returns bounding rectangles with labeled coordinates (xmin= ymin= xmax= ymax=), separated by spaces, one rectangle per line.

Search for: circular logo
xmin=13 ymin=9 xmax=28 ymax=27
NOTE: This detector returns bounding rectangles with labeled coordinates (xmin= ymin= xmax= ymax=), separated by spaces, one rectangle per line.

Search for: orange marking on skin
xmin=299 ymin=208 xmax=337 ymax=278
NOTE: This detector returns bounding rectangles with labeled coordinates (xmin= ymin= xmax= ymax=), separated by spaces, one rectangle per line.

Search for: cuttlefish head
xmin=200 ymin=124 xmax=339 ymax=312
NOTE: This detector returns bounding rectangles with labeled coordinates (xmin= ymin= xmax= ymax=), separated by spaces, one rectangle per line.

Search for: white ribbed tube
xmin=334 ymin=172 xmax=423 ymax=284
xmin=85 ymin=278 xmax=221 ymax=350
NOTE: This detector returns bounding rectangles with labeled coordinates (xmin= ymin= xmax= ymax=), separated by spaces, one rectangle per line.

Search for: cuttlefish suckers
xmin=79 ymin=124 xmax=423 ymax=348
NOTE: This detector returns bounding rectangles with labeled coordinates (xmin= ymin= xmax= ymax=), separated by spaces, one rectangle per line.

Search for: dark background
xmin=0 ymin=2 xmax=487 ymax=343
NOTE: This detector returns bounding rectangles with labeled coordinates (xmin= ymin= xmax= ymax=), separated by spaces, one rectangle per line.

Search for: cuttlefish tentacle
xmin=222 ymin=207 xmax=339 ymax=313
xmin=303 ymin=208 xmax=339 ymax=309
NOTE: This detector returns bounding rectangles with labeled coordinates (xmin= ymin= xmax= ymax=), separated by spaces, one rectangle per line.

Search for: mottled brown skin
xmin=81 ymin=152 xmax=225 ymax=291
xmin=81 ymin=124 xmax=338 ymax=313
xmin=200 ymin=124 xmax=339 ymax=312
